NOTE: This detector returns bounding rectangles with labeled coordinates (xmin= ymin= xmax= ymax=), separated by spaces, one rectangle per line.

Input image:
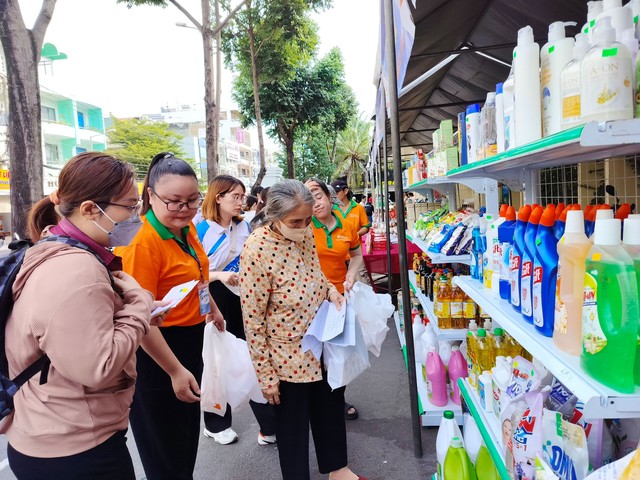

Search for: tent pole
xmin=383 ymin=130 xmax=392 ymax=295
xmin=383 ymin=0 xmax=423 ymax=458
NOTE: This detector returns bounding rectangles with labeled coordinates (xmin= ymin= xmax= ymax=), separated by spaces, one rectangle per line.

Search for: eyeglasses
xmin=224 ymin=192 xmax=247 ymax=203
xmin=104 ymin=200 xmax=142 ymax=218
xmin=152 ymin=189 xmax=202 ymax=212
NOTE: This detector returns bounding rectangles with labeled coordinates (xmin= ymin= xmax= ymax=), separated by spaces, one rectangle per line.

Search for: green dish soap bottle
xmin=444 ymin=437 xmax=477 ymax=480
xmin=622 ymin=217 xmax=640 ymax=385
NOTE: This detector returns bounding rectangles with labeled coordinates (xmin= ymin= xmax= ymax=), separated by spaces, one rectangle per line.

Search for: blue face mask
xmin=93 ymin=205 xmax=143 ymax=247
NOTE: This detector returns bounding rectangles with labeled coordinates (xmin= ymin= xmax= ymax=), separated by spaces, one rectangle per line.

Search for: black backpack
xmin=0 ymin=235 xmax=112 ymax=419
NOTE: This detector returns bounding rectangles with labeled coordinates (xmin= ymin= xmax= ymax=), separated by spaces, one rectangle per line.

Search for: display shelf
xmin=416 ymin=361 xmax=463 ymax=427
xmin=406 ymin=233 xmax=473 ymax=266
xmin=447 ymin=120 xmax=640 ymax=180
xmin=453 ymin=275 xmax=640 ymax=419
xmin=394 ymin=311 xmax=406 ymax=349
xmin=408 ymin=271 xmax=467 ymax=341
xmin=458 ymin=378 xmax=509 ymax=480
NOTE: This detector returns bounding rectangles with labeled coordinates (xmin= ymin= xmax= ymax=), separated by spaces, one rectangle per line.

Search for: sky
xmin=19 ymin=0 xmax=379 ymax=120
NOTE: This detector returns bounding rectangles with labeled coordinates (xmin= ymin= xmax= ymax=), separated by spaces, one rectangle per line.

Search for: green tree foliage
xmin=105 ymin=117 xmax=187 ymax=178
xmin=234 ymin=47 xmax=355 ymax=178
xmin=276 ymin=123 xmax=335 ymax=181
xmin=333 ymin=115 xmax=372 ymax=188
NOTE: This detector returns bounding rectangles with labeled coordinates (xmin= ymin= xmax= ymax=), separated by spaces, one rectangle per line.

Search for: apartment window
xmin=41 ymin=106 xmax=56 ymax=122
xmin=77 ymin=111 xmax=85 ymax=128
xmin=45 ymin=143 xmax=60 ymax=165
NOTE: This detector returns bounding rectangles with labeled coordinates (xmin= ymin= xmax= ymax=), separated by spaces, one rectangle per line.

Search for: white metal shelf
xmin=415 ymin=361 xmax=463 ymax=426
xmin=458 ymin=378 xmax=508 ymax=479
xmin=453 ymin=275 xmax=640 ymax=419
xmin=406 ymin=233 xmax=473 ymax=266
xmin=393 ymin=311 xmax=406 ymax=349
xmin=408 ymin=271 xmax=467 ymax=341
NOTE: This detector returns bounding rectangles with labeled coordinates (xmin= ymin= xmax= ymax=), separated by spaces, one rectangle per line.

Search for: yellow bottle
xmin=489 ymin=328 xmax=507 ymax=366
xmin=463 ymin=293 xmax=477 ymax=328
xmin=436 ymin=275 xmax=452 ymax=329
xmin=466 ymin=329 xmax=479 ymax=388
xmin=450 ymin=285 xmax=465 ymax=329
xmin=475 ymin=329 xmax=492 ymax=378
xmin=413 ymin=253 xmax=421 ymax=286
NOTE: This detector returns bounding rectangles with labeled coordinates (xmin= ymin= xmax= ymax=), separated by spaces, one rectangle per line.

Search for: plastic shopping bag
xmin=349 ymin=282 xmax=393 ymax=357
xmin=200 ymin=323 xmax=265 ymax=416
xmin=323 ymin=302 xmax=370 ymax=390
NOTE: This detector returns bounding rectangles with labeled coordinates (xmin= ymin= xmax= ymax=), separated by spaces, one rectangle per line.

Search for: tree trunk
xmin=248 ymin=23 xmax=266 ymax=188
xmin=214 ymin=0 xmax=222 ymax=180
xmin=0 ymin=0 xmax=55 ymax=239
xmin=202 ymin=0 xmax=218 ymax=181
xmin=285 ymin=135 xmax=295 ymax=179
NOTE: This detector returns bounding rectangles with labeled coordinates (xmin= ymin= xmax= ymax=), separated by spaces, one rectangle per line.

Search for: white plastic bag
xmin=200 ymin=323 xmax=266 ymax=416
xmin=323 ymin=303 xmax=370 ymax=390
xmin=349 ymin=281 xmax=393 ymax=357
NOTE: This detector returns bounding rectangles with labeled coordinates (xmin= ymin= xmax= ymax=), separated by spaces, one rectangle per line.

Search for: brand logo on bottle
xmin=510 ymin=254 xmax=520 ymax=270
xmin=522 ymin=261 xmax=532 ymax=278
xmin=533 ymin=266 xmax=542 ymax=284
xmin=591 ymin=60 xmax=619 ymax=74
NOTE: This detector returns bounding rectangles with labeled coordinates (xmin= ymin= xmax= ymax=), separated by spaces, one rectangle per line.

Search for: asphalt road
xmin=0 ymin=318 xmax=438 ymax=479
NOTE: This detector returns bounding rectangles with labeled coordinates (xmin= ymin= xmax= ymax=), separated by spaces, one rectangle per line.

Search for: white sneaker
xmin=258 ymin=432 xmax=277 ymax=445
xmin=204 ymin=427 xmax=238 ymax=445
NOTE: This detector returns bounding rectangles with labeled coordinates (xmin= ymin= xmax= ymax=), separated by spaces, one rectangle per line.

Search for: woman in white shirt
xmin=197 ymin=175 xmax=276 ymax=446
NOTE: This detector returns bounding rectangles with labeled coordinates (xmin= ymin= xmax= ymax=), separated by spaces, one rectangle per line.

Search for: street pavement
xmin=0 ymin=318 xmax=438 ymax=479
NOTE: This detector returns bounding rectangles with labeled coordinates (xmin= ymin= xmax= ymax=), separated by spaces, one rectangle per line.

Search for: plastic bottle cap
xmin=623 ymin=218 xmax=640 ymax=245
xmin=571 ymin=204 xmax=582 ymax=210
xmin=616 ymin=203 xmax=631 ymax=220
xmin=588 ymin=0 xmax=604 ymax=17
xmin=594 ymin=16 xmax=616 ymax=43
xmin=477 ymin=329 xmax=487 ymax=337
xmin=518 ymin=205 xmax=532 ymax=222
xmin=444 ymin=410 xmax=455 ymax=419
xmin=452 ymin=345 xmax=460 ymax=351
xmin=559 ymin=205 xmax=571 ymax=222
xmin=518 ymin=25 xmax=534 ymax=45
xmin=595 ymin=209 xmax=614 ymax=221
xmin=574 ymin=32 xmax=591 ymax=58
xmin=621 ymin=27 xmax=637 ymax=44
xmin=529 ymin=206 xmax=544 ymax=225
xmin=540 ymin=205 xmax=556 ymax=227
xmin=593 ymin=219 xmax=622 ymax=245
xmin=565 ymin=210 xmax=585 ymax=233
xmin=466 ymin=103 xmax=481 ymax=115
xmin=603 ymin=0 xmax=622 ymax=10
xmin=450 ymin=437 xmax=464 ymax=448
xmin=499 ymin=204 xmax=508 ymax=217
xmin=548 ymin=21 xmax=577 ymax=42
xmin=555 ymin=203 xmax=566 ymax=219
xmin=485 ymin=92 xmax=496 ymax=104
xmin=506 ymin=206 xmax=516 ymax=221
xmin=494 ymin=328 xmax=504 ymax=336
xmin=496 ymin=82 xmax=504 ymax=94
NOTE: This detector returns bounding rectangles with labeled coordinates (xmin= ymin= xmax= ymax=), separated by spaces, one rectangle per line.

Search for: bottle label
xmin=426 ymin=380 xmax=433 ymax=398
xmin=554 ymin=266 xmax=568 ymax=334
xmin=500 ymin=242 xmax=511 ymax=281
xmin=532 ymin=265 xmax=544 ymax=327
xmin=521 ymin=257 xmax=533 ymax=316
xmin=438 ymin=302 xmax=450 ymax=318
xmin=561 ymin=65 xmax=581 ymax=123
xmin=582 ymin=55 xmax=633 ymax=118
xmin=510 ymin=252 xmax=521 ymax=307
xmin=463 ymin=301 xmax=477 ymax=319
xmin=451 ymin=301 xmax=463 ymax=318
xmin=582 ymin=273 xmax=607 ymax=354
xmin=493 ymin=241 xmax=503 ymax=273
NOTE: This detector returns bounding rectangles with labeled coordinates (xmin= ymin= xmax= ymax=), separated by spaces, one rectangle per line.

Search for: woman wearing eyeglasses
xmin=197 ymin=175 xmax=276 ymax=446
xmin=116 ymin=153 xmax=224 ymax=480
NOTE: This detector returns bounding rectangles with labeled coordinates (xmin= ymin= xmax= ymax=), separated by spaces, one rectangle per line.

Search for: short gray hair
xmin=263 ymin=179 xmax=314 ymax=225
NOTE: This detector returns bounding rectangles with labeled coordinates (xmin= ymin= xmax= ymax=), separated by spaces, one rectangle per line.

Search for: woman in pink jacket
xmin=2 ymin=152 xmax=158 ymax=479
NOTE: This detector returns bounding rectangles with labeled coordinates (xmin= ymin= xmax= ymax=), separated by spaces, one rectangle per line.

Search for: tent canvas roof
xmin=395 ymin=0 xmax=589 ymax=151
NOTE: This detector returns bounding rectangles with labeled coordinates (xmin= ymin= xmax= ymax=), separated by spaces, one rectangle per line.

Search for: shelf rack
xmin=406 ymin=233 xmax=473 ymax=266
xmin=458 ymin=378 xmax=509 ymax=480
xmin=454 ymin=275 xmax=640 ymax=419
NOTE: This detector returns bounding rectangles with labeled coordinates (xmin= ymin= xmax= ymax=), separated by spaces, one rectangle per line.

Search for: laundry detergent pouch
xmin=545 ymin=378 xmax=578 ymax=421
xmin=610 ymin=418 xmax=640 ymax=459
xmin=513 ymin=391 xmax=544 ymax=480
xmin=505 ymin=356 xmax=541 ymax=402
xmin=542 ymin=409 xmax=589 ymax=480
xmin=535 ymin=455 xmax=560 ymax=480
xmin=442 ymin=224 xmax=467 ymax=256
xmin=570 ymin=403 xmax=615 ymax=470
xmin=583 ymin=448 xmax=640 ymax=480
xmin=429 ymin=224 xmax=455 ymax=253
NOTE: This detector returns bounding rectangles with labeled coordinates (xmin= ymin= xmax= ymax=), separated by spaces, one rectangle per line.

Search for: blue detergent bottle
xmin=471 ymin=219 xmax=486 ymax=281
xmin=498 ymin=206 xmax=517 ymax=301
xmin=532 ymin=205 xmax=559 ymax=337
xmin=520 ymin=206 xmax=543 ymax=323
xmin=510 ymin=205 xmax=532 ymax=313
xmin=554 ymin=204 xmax=569 ymax=240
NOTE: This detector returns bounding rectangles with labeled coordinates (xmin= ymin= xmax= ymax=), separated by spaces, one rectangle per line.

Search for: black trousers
xmin=8 ymin=430 xmax=135 ymax=480
xmin=130 ymin=323 xmax=204 ymax=480
xmin=203 ymin=280 xmax=276 ymax=435
xmin=275 ymin=373 xmax=348 ymax=480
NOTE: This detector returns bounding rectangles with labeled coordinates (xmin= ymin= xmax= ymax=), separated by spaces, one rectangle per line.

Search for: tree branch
xmin=168 ymin=0 xmax=203 ymax=32
xmin=32 ymin=0 xmax=57 ymax=53
xmin=210 ymin=0 xmax=249 ymax=37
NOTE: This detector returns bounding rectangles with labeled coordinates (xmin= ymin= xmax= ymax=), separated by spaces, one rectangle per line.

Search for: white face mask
xmin=278 ymin=222 xmax=308 ymax=242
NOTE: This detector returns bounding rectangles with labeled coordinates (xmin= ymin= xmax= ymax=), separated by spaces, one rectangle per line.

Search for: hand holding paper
xmin=151 ymin=280 xmax=199 ymax=317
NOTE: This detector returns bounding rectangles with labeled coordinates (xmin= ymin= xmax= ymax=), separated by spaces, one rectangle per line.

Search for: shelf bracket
xmin=580 ymin=119 xmax=640 ymax=146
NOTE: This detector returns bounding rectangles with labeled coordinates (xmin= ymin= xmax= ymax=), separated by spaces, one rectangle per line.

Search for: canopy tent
xmin=392 ymin=0 xmax=589 ymax=152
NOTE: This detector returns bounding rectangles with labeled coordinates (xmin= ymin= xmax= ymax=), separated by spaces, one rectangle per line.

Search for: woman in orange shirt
xmin=116 ymin=153 xmax=224 ymax=480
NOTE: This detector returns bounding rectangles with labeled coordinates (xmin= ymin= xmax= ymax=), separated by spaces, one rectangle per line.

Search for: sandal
xmin=344 ymin=402 xmax=359 ymax=420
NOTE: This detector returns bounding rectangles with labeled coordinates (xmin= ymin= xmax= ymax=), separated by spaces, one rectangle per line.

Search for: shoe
xmin=258 ymin=432 xmax=277 ymax=445
xmin=345 ymin=402 xmax=359 ymax=420
xmin=204 ymin=427 xmax=238 ymax=445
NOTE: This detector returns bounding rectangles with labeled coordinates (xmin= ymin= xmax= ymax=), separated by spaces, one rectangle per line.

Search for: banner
xmin=0 ymin=169 xmax=9 ymax=191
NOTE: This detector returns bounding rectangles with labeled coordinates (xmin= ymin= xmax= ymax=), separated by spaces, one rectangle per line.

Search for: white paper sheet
xmin=151 ymin=280 xmax=199 ymax=317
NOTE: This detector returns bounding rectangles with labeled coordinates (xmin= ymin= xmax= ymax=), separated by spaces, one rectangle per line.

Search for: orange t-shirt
xmin=334 ymin=199 xmax=370 ymax=233
xmin=311 ymin=214 xmax=361 ymax=294
xmin=115 ymin=209 xmax=209 ymax=327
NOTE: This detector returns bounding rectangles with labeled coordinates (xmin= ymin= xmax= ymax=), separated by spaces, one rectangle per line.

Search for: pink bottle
xmin=448 ymin=346 xmax=468 ymax=405
xmin=426 ymin=346 xmax=448 ymax=406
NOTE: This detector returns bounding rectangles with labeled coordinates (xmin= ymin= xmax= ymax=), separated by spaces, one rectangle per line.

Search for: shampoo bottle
xmin=541 ymin=21 xmax=577 ymax=136
xmin=514 ymin=26 xmax=542 ymax=146
xmin=495 ymin=83 xmax=505 ymax=153
xmin=466 ymin=104 xmax=481 ymax=164
xmin=503 ymin=66 xmax=516 ymax=150
xmin=581 ymin=16 xmax=634 ymax=123
xmin=561 ymin=33 xmax=591 ymax=130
